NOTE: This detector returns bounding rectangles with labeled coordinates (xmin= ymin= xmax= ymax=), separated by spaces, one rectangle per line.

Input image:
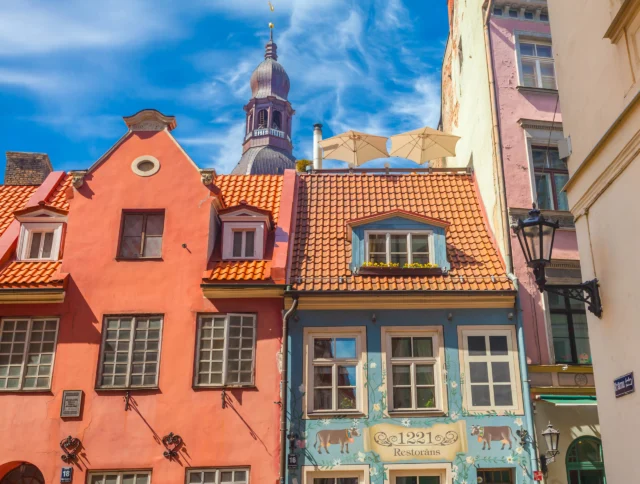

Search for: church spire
xmin=265 ymin=23 xmax=278 ymax=60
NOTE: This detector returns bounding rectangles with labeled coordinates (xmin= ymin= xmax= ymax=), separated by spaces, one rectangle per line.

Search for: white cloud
xmin=0 ymin=68 xmax=67 ymax=92
xmin=177 ymin=122 xmax=246 ymax=173
xmin=390 ymin=76 xmax=442 ymax=129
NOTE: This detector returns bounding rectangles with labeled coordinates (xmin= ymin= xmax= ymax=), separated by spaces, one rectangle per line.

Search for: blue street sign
xmin=61 ymin=467 xmax=73 ymax=483
xmin=614 ymin=372 xmax=635 ymax=398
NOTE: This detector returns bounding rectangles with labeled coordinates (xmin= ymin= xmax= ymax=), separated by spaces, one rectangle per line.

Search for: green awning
xmin=539 ymin=395 xmax=597 ymax=406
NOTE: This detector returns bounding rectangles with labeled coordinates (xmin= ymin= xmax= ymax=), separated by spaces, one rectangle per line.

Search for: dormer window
xmin=219 ymin=202 xmax=273 ymax=261
xmin=366 ymin=231 xmax=433 ymax=266
xmin=233 ymin=229 xmax=256 ymax=258
xmin=14 ymin=203 xmax=67 ymax=262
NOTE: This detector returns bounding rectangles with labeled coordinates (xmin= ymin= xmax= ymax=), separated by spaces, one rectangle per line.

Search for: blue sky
xmin=0 ymin=0 xmax=449 ymax=178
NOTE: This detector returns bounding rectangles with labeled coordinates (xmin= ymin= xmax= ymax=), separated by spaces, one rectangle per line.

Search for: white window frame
xmin=516 ymin=36 xmax=556 ymax=90
xmin=186 ymin=468 xmax=249 ymax=484
xmin=458 ymin=326 xmax=524 ymax=414
xmin=87 ymin=471 xmax=151 ymax=483
xmin=222 ymin=222 xmax=264 ymax=260
xmin=303 ymin=465 xmax=369 ymax=484
xmin=384 ymin=464 xmax=452 ymax=484
xmin=303 ymin=326 xmax=367 ymax=418
xmin=97 ymin=315 xmax=164 ymax=390
xmin=194 ymin=313 xmax=257 ymax=388
xmin=364 ymin=230 xmax=434 ymax=265
xmin=232 ymin=229 xmax=256 ymax=259
xmin=0 ymin=317 xmax=59 ymax=391
xmin=17 ymin=222 xmax=64 ymax=261
xmin=381 ymin=327 xmax=447 ymax=415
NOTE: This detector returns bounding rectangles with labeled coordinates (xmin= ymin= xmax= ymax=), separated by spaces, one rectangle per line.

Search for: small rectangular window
xmin=459 ymin=327 xmax=522 ymax=412
xmin=524 ymin=10 xmax=534 ymax=20
xmin=384 ymin=328 xmax=445 ymax=413
xmin=548 ymin=291 xmax=592 ymax=364
xmin=231 ymin=229 xmax=256 ymax=259
xmin=508 ymin=8 xmax=518 ymax=18
xmin=98 ymin=315 xmax=163 ymax=389
xmin=195 ymin=314 xmax=256 ymax=386
xmin=477 ymin=469 xmax=513 ymax=484
xmin=26 ymin=231 xmax=55 ymax=260
xmin=540 ymin=12 xmax=549 ymax=22
xmin=0 ymin=318 xmax=59 ymax=391
xmin=88 ymin=472 xmax=150 ymax=484
xmin=366 ymin=232 xmax=433 ymax=266
xmin=493 ymin=7 xmax=503 ymax=15
xmin=305 ymin=327 xmax=366 ymax=415
xmin=119 ymin=212 xmax=165 ymax=259
xmin=187 ymin=468 xmax=248 ymax=484
xmin=518 ymin=40 xmax=556 ymax=89
xmin=532 ymin=146 xmax=569 ymax=210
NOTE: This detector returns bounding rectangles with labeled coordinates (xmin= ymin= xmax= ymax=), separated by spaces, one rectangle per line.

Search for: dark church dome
xmin=232 ymin=146 xmax=296 ymax=175
xmin=250 ymin=41 xmax=291 ymax=101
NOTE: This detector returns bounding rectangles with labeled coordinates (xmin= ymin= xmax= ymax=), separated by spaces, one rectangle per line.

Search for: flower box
xmin=357 ymin=267 xmax=443 ymax=277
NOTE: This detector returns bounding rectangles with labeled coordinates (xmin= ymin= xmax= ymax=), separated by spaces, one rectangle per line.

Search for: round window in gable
xmin=131 ymin=155 xmax=160 ymax=177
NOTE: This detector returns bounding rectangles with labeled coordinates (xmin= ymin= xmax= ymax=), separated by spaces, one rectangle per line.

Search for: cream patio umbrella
xmin=318 ymin=130 xmax=389 ymax=166
xmin=389 ymin=127 xmax=460 ymax=164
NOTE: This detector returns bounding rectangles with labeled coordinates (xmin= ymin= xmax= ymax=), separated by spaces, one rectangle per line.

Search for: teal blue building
xmin=284 ymin=171 xmax=538 ymax=484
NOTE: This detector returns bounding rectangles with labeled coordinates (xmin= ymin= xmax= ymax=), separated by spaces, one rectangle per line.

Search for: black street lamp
xmin=539 ymin=422 xmax=561 ymax=477
xmin=514 ymin=205 xmax=603 ymax=317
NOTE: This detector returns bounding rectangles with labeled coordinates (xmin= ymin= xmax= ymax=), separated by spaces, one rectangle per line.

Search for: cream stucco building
xmin=547 ymin=0 xmax=640 ymax=482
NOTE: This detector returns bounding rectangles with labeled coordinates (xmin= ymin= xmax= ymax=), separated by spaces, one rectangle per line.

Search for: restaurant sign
xmin=363 ymin=422 xmax=467 ymax=461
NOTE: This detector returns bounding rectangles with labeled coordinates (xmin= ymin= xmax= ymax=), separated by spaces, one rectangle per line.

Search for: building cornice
xmin=530 ymin=386 xmax=596 ymax=396
xmin=518 ymin=118 xmax=563 ymax=132
xmin=509 ymin=207 xmax=575 ymax=229
xmin=0 ymin=289 xmax=65 ymax=304
xmin=604 ymin=0 xmax=640 ymax=42
xmin=202 ymin=285 xmax=285 ymax=299
xmin=285 ymin=292 xmax=516 ymax=310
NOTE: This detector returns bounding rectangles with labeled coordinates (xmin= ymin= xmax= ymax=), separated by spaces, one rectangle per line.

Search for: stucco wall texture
xmin=0 ymin=131 xmax=283 ymax=483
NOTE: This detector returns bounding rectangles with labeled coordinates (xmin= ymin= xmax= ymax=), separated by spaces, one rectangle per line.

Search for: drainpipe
xmin=279 ymin=295 xmax=299 ymax=484
xmin=483 ymin=0 xmax=514 ymax=274
xmin=508 ymin=273 xmax=539 ymax=474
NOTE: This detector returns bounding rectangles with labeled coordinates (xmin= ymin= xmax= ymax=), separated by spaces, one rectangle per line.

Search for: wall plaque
xmin=61 ymin=466 xmax=73 ymax=483
xmin=363 ymin=422 xmax=467 ymax=461
xmin=614 ymin=372 xmax=635 ymax=398
xmin=61 ymin=390 xmax=83 ymax=418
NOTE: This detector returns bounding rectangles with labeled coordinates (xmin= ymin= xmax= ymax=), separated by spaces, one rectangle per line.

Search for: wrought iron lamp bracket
xmin=60 ymin=436 xmax=81 ymax=463
xmin=538 ymin=271 xmax=603 ymax=318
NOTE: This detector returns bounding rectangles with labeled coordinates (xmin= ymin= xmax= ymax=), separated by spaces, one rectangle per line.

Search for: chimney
xmin=4 ymin=152 xmax=53 ymax=186
xmin=313 ymin=123 xmax=323 ymax=170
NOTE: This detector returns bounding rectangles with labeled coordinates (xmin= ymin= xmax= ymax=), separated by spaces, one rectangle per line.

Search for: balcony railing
xmin=245 ymin=128 xmax=290 ymax=141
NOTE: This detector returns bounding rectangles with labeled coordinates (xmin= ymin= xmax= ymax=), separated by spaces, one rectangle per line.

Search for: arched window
xmin=247 ymin=113 xmax=253 ymax=133
xmin=272 ymin=111 xmax=282 ymax=130
xmin=257 ymin=109 xmax=268 ymax=129
xmin=566 ymin=436 xmax=606 ymax=484
xmin=1 ymin=463 xmax=45 ymax=484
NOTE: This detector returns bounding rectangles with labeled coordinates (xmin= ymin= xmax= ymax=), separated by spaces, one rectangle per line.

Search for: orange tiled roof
xmin=0 ymin=185 xmax=38 ymax=237
xmin=291 ymin=172 xmax=514 ymax=292
xmin=204 ymin=175 xmax=283 ymax=283
xmin=45 ymin=174 xmax=72 ymax=211
xmin=0 ymin=261 xmax=65 ymax=288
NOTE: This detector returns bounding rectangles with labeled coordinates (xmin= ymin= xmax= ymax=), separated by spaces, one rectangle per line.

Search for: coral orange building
xmin=0 ymin=110 xmax=296 ymax=484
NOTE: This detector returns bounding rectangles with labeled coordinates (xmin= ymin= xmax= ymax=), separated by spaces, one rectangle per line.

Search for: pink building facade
xmin=441 ymin=1 xmax=604 ymax=482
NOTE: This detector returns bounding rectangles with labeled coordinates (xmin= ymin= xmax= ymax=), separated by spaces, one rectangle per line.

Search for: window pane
xmin=41 ymin=232 xmax=54 ymax=258
xmin=537 ymin=44 xmax=553 ymax=58
xmin=314 ymin=388 xmax=332 ymax=410
xmin=535 ymin=173 xmax=553 ymax=210
xmin=551 ymin=314 xmax=573 ymax=363
xmin=120 ymin=236 xmax=142 ymax=258
xmin=370 ymin=253 xmax=386 ymax=263
xmin=245 ymin=230 xmax=255 ymax=257
xmin=123 ymin=214 xmax=144 ymax=236
xmin=493 ymin=384 xmax=513 ymax=406
xmin=574 ymin=313 xmax=592 ymax=364
xmin=143 ymin=236 xmax=163 ymax=257
xmin=547 ymin=292 xmax=565 ymax=309
xmin=418 ymin=477 xmax=440 ymax=484
xmin=29 ymin=232 xmax=42 ymax=259
xmin=314 ymin=479 xmax=335 ymax=484
xmin=468 ymin=336 xmax=486 ymax=356
xmin=393 ymin=387 xmax=412 ymax=409
xmin=314 ymin=338 xmax=333 ymax=359
xmin=369 ymin=234 xmax=386 ymax=253
xmin=335 ymin=338 xmax=356 ymax=358
xmin=396 ymin=478 xmax=417 ymax=484
xmin=23 ymin=319 xmax=57 ymax=389
xmin=146 ymin=214 xmax=164 ymax=236
xmin=338 ymin=387 xmax=356 ymax=409
xmin=338 ymin=365 xmax=357 ymax=386
xmin=413 ymin=337 xmax=433 ymax=357
xmin=390 ymin=234 xmax=407 ymax=253
xmin=233 ymin=232 xmax=243 ymax=258
xmin=469 ymin=362 xmax=489 ymax=383
xmin=524 ymin=11 xmax=534 ymax=19
xmin=390 ymin=253 xmax=408 ymax=266
xmin=392 ymin=365 xmax=411 ymax=385
xmin=489 ymin=336 xmax=508 ymax=355
xmin=391 ymin=337 xmax=411 ymax=358
xmin=314 ymin=366 xmax=332 ymax=386
xmin=338 ymin=479 xmax=359 ymax=484
xmin=521 ymin=60 xmax=537 ymax=87
xmin=471 ymin=385 xmax=491 ymax=406
xmin=492 ymin=362 xmax=511 ymax=383
xmin=520 ymin=43 xmax=536 ymax=56
xmin=554 ymin=173 xmax=570 ymax=210
xmin=416 ymin=365 xmax=434 ymax=385
xmin=417 ymin=387 xmax=436 ymax=408
xmin=532 ymin=148 xmax=547 ymax=169
xmin=412 ymin=235 xmax=429 ymax=253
